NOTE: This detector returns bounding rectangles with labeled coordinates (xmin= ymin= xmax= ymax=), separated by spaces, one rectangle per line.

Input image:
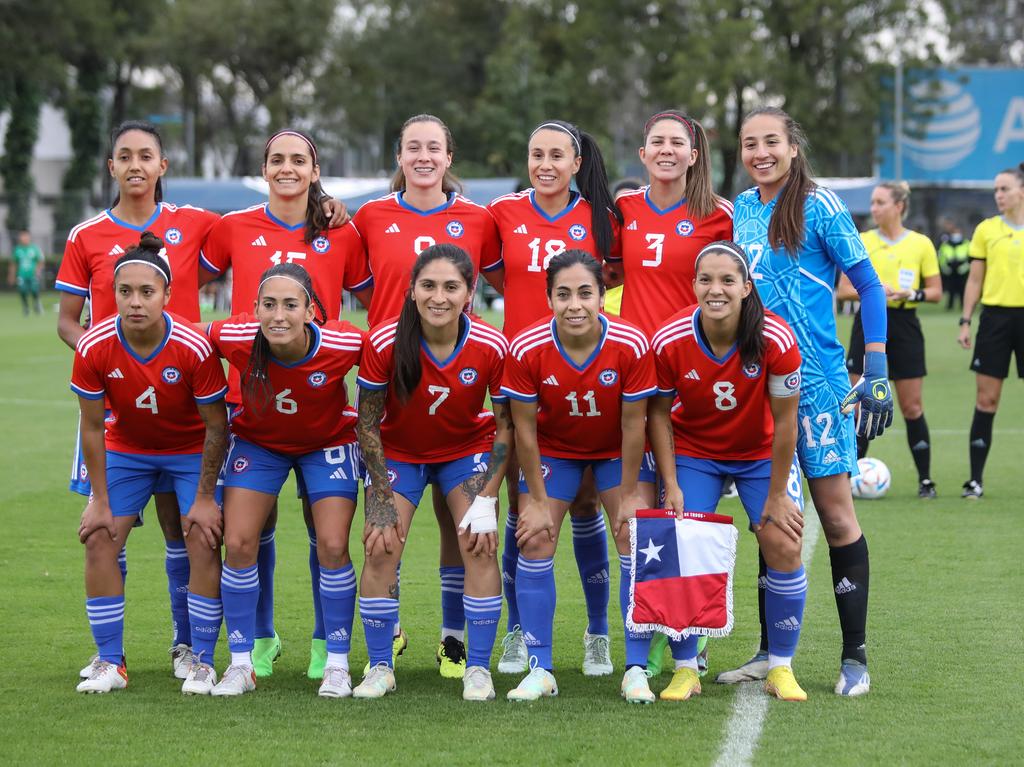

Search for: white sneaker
xmin=352 ymin=663 xmax=396 ymax=699
xmin=318 ymin=665 xmax=353 ymax=699
xmin=582 ymin=632 xmax=613 ymax=676
xmin=79 ymin=653 xmax=99 ymax=679
xmin=463 ymin=666 xmax=496 ymax=701
xmin=715 ymin=650 xmax=769 ymax=684
xmin=210 ymin=664 xmax=256 ymax=697
xmin=621 ymin=666 xmax=655 ymax=704
xmin=76 ymin=660 xmax=128 ymax=694
xmin=170 ymin=644 xmax=196 ymax=680
xmin=181 ymin=662 xmax=218 ymax=695
xmin=497 ymin=627 xmax=528 ymax=674
xmin=835 ymin=659 xmax=871 ymax=697
xmin=507 ymin=666 xmax=558 ymax=701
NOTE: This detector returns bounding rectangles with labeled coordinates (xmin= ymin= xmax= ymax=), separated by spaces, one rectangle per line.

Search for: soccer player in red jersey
xmin=649 ymin=241 xmax=808 ymax=702
xmin=500 ymin=250 xmax=658 ymax=702
xmin=354 ymin=244 xmax=512 ymax=702
xmin=71 ymin=238 xmax=228 ymax=694
xmin=204 ymin=264 xmax=366 ymax=699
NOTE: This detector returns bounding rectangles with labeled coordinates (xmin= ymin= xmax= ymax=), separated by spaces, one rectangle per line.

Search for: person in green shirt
xmin=936 ymin=216 xmax=970 ymax=311
xmin=8 ymin=230 xmax=44 ymax=315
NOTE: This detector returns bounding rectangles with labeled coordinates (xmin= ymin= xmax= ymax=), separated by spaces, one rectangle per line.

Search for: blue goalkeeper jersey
xmin=733 ymin=185 xmax=869 ymax=404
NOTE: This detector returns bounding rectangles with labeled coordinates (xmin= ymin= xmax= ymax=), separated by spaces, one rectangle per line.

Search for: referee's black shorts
xmin=847 ymin=307 xmax=926 ymax=380
xmin=970 ymin=305 xmax=1024 ymax=379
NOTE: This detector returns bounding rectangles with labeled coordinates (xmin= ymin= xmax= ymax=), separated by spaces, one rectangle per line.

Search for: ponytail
xmin=642 ymin=111 xmax=725 ymax=220
xmin=576 ymin=130 xmax=622 ymax=261
xmin=390 ymin=114 xmax=464 ymax=196
xmin=999 ymin=162 xmax=1024 ymax=185
xmin=109 ymin=120 xmax=165 ymax=207
xmin=694 ymin=240 xmax=765 ymax=368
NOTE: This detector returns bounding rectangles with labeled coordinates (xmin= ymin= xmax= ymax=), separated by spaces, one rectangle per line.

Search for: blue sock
xmin=501 ymin=512 xmax=520 ymax=631
xmin=360 ymin=597 xmax=399 ymax=667
xmin=117 ymin=545 xmax=127 ymax=584
xmin=669 ymin=635 xmax=700 ymax=662
xmin=308 ymin=527 xmax=325 ymax=641
xmin=164 ymin=540 xmax=190 ymax=646
xmin=254 ymin=528 xmax=276 ymax=639
xmin=221 ymin=564 xmax=259 ymax=655
xmin=464 ymin=595 xmax=502 ymax=668
xmin=86 ymin=595 xmax=125 ymax=665
xmin=440 ymin=566 xmax=466 ymax=638
xmin=320 ymin=564 xmax=357 ymax=654
xmin=187 ymin=592 xmax=222 ymax=665
xmin=571 ymin=514 xmax=610 ymax=635
xmin=514 ymin=555 xmax=555 ymax=670
xmin=619 ymin=554 xmax=651 ymax=667
xmin=765 ymin=565 xmax=807 ymax=663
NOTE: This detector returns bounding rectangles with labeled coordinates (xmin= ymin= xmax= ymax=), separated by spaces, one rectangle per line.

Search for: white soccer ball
xmin=851 ymin=457 xmax=891 ymax=500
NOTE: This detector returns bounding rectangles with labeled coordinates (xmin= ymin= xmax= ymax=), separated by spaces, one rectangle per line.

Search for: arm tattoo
xmin=357 ymin=387 xmax=398 ymax=528
xmin=198 ymin=422 xmax=228 ymax=496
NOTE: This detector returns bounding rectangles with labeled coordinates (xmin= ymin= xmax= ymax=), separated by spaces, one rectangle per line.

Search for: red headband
xmin=264 ymin=130 xmax=318 ymax=165
xmin=645 ymin=112 xmax=695 ymax=144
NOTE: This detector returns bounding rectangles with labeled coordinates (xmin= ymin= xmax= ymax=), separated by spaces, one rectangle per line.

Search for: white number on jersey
xmin=527 ymin=238 xmax=567 ymax=272
xmin=427 ymin=385 xmax=451 ymax=415
xmin=745 ymin=243 xmax=765 ymax=277
xmin=135 ymin=385 xmax=159 ymax=414
xmin=275 ymin=388 xmax=298 ymax=415
xmin=270 ymin=251 xmax=307 ymax=266
xmin=712 ymin=381 xmax=738 ymax=411
xmin=642 ymin=233 xmax=664 ymax=267
xmin=566 ymin=390 xmax=601 ymax=417
xmin=414 ymin=236 xmax=436 ymax=255
xmin=800 ymin=412 xmax=836 ymax=448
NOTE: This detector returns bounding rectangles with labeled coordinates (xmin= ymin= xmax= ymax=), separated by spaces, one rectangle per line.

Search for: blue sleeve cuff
xmin=846 ymin=259 xmax=887 ymax=344
xmin=500 ymin=387 xmax=537 ymax=403
xmin=195 ymin=387 xmax=228 ymax=405
xmin=70 ymin=383 xmax=105 ymax=400
xmin=356 ymin=376 xmax=388 ymax=391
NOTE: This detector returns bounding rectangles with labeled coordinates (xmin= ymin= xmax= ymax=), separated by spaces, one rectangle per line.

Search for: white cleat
xmin=210 ymin=664 xmax=256 ymax=697
xmin=621 ymin=666 xmax=656 ymax=704
xmin=507 ymin=666 xmax=558 ymax=701
xmin=76 ymin=660 xmax=128 ymax=694
xmin=462 ymin=666 xmax=496 ymax=701
xmin=497 ymin=627 xmax=528 ymax=674
xmin=181 ymin=662 xmax=218 ymax=695
xmin=318 ymin=665 xmax=353 ymax=699
xmin=170 ymin=644 xmax=196 ymax=680
xmin=582 ymin=632 xmax=613 ymax=676
xmin=715 ymin=650 xmax=769 ymax=684
xmin=79 ymin=653 xmax=99 ymax=679
xmin=835 ymin=659 xmax=871 ymax=697
xmin=352 ymin=663 xmax=396 ymax=699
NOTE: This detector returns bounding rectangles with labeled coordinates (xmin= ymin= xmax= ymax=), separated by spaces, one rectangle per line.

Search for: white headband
xmin=258 ymin=274 xmax=311 ymax=300
xmin=695 ymin=243 xmax=750 ymax=281
xmin=531 ymin=122 xmax=582 ymax=154
xmin=114 ymin=255 xmax=171 ymax=284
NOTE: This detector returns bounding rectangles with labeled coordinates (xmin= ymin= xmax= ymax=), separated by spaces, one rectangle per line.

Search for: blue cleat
xmin=835 ymin=658 xmax=870 ymax=696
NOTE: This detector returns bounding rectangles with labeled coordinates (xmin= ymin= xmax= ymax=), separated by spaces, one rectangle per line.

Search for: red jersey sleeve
xmin=55 ymin=234 xmax=91 ymax=297
xmin=194 ymin=208 xmax=223 ymax=274
xmin=479 ymin=210 xmax=502 ymax=272
xmin=339 ymin=222 xmax=372 ymax=292
xmin=70 ymin=346 xmax=105 ymax=400
xmin=500 ymin=348 xmax=538 ymax=402
xmin=202 ymin=217 xmax=234 ymax=276
xmin=191 ymin=348 xmax=229 ymax=403
xmin=356 ymin=323 xmax=396 ymax=390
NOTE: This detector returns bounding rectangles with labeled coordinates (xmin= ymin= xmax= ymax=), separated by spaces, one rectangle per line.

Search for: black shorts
xmin=846 ymin=308 xmax=926 ymax=380
xmin=971 ymin=305 xmax=1024 ymax=379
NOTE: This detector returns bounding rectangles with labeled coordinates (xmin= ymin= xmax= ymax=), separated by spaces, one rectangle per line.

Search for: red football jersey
xmin=203 ymin=204 xmax=371 ymax=402
xmin=488 ymin=190 xmax=622 ymax=338
xmin=71 ymin=312 xmax=227 ymax=454
xmin=352 ymin=192 xmax=501 ymax=327
xmin=501 ymin=315 xmax=656 ymax=459
xmin=57 ymin=203 xmax=220 ymax=323
xmin=651 ymin=306 xmax=801 ymax=461
xmin=207 ymin=316 xmax=365 ymax=454
xmin=356 ymin=315 xmax=508 ymax=463
xmin=616 ymin=188 xmax=734 ymax=336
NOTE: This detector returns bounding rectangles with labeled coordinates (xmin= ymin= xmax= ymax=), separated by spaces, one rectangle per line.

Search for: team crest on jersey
xmin=308 ymin=371 xmax=328 ymax=388
xmin=164 ymin=228 xmax=183 ymax=245
xmin=785 ymin=372 xmax=802 ymax=391
xmin=568 ymin=224 xmax=588 ymax=241
xmin=742 ymin=363 xmax=762 ymax=379
xmin=458 ymin=367 xmax=479 ymax=385
xmin=387 ymin=468 xmax=399 ymax=485
xmin=598 ymin=368 xmax=619 ymax=386
xmin=80 ymin=464 xmax=89 ymax=481
xmin=446 ymin=220 xmax=465 ymax=238
xmin=161 ymin=366 xmax=182 ymax=384
xmin=232 ymin=456 xmax=249 ymax=473
xmin=311 ymin=236 xmax=331 ymax=254
xmin=675 ymin=220 xmax=694 ymax=237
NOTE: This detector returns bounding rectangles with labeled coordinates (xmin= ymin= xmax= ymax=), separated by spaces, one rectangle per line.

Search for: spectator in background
xmin=9 ymin=230 xmax=44 ymax=316
xmin=937 ymin=216 xmax=970 ymax=311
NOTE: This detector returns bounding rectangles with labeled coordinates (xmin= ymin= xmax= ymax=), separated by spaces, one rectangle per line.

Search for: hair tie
xmin=645 ymin=112 xmax=696 ymax=144
xmin=265 ymin=130 xmax=318 ymax=165
xmin=530 ymin=122 xmax=582 ymax=154
xmin=258 ymin=274 xmax=311 ymax=301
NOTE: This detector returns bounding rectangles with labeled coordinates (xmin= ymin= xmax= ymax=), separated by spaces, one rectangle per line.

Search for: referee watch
xmin=958 ymin=317 xmax=971 ymax=326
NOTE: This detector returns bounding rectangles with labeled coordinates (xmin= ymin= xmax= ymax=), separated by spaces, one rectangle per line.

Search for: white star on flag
xmin=640 ymin=538 xmax=664 ymax=564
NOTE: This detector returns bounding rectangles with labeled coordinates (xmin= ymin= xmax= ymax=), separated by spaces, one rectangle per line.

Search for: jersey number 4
xmin=135 ymin=386 xmax=159 ymax=414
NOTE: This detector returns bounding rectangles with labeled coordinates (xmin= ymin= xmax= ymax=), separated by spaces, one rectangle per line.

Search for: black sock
xmin=856 ymin=434 xmax=869 ymax=460
xmin=830 ymin=535 xmax=869 ymax=664
xmin=757 ymin=548 xmax=768 ymax=653
xmin=969 ymin=409 xmax=995 ymax=483
xmin=905 ymin=414 xmax=931 ymax=481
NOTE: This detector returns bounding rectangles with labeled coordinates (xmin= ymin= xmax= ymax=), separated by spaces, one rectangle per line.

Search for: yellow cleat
xmin=659 ymin=667 xmax=702 ymax=701
xmin=437 ymin=636 xmax=467 ymax=679
xmin=765 ymin=665 xmax=807 ymax=701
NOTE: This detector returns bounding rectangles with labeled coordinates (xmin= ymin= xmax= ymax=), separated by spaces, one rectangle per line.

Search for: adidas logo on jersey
xmin=108 ymin=244 xmax=125 ymax=256
xmin=385 ymin=223 xmax=401 ymax=234
xmin=329 ymin=468 xmax=349 ymax=480
xmin=107 ymin=368 xmax=125 ymax=379
xmin=251 ymin=235 xmax=267 ymax=247
xmin=823 ymin=450 xmax=841 ymax=464
xmin=685 ymin=369 xmax=701 ymax=381
xmin=773 ymin=616 xmax=801 ymax=631
xmin=586 ymin=569 xmax=610 ymax=584
xmin=327 ymin=628 xmax=349 ymax=642
xmin=626 ymin=220 xmax=638 ymax=231
xmin=834 ymin=577 xmax=857 ymax=595
xmin=522 ymin=631 xmax=540 ymax=646
xmin=542 ymin=375 xmax=559 ymax=386
xmin=228 ymin=630 xmax=246 ymax=644
xmin=513 ymin=224 xmax=529 ymax=234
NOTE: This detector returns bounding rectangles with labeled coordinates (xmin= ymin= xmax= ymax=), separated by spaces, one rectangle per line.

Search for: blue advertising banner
xmin=878 ymin=67 xmax=1024 ymax=183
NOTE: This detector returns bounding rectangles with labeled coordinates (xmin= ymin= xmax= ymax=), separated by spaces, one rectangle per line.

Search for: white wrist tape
xmin=459 ymin=496 xmax=498 ymax=535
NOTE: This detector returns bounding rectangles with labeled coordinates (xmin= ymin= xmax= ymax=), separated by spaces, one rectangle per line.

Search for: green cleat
xmin=646 ymin=632 xmax=669 ymax=676
xmin=307 ymin=638 xmax=327 ymax=680
xmin=252 ymin=633 xmax=281 ymax=678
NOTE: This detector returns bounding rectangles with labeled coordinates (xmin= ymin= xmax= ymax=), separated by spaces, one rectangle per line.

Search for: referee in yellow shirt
xmin=839 ymin=182 xmax=941 ymax=498
xmin=957 ymin=163 xmax=1024 ymax=499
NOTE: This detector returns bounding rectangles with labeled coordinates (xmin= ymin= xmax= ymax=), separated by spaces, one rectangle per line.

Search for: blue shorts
xmin=675 ymin=454 xmax=804 ymax=526
xmin=796 ymin=391 xmax=857 ymax=478
xmin=371 ymin=452 xmax=490 ymax=507
xmin=518 ymin=453 xmax=658 ymax=502
xmin=224 ymin=437 xmax=361 ymax=504
xmin=105 ymin=451 xmax=205 ymax=518
xmin=71 ymin=413 xmax=174 ymax=497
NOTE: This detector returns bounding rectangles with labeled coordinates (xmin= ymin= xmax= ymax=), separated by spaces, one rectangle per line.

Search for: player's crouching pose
xmin=71 ymin=235 xmax=228 ymax=693
xmin=502 ymin=250 xmax=659 ymax=703
xmin=649 ymin=241 xmax=808 ymax=702
xmin=204 ymin=264 xmax=366 ymax=698
xmin=355 ymin=244 xmax=512 ymax=701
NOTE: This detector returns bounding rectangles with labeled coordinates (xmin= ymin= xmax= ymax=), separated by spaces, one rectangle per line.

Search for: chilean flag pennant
xmin=627 ymin=509 xmax=738 ymax=640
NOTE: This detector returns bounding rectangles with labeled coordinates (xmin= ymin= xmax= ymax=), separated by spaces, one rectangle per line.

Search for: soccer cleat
xmin=659 ymin=667 xmax=701 ymax=701
xmin=170 ymin=644 xmax=196 ymax=680
xmin=961 ymin=479 xmax=983 ymax=499
xmin=507 ymin=666 xmax=558 ymax=701
xmin=362 ymin=628 xmax=409 ymax=675
xmin=835 ymin=659 xmax=870 ymax=696
xmin=318 ymin=665 xmax=353 ymax=699
xmin=765 ymin=666 xmax=807 ymax=701
xmin=437 ymin=636 xmax=467 ymax=679
xmin=252 ymin=633 xmax=282 ymax=678
xmin=210 ymin=664 xmax=256 ymax=697
xmin=497 ymin=627 xmax=528 ymax=674
xmin=918 ymin=479 xmax=937 ymax=499
xmin=715 ymin=650 xmax=769 ymax=684
xmin=696 ymin=636 xmax=710 ymax=677
xmin=721 ymin=479 xmax=739 ymax=498
xmin=353 ymin=662 xmax=396 ymax=699
xmin=76 ymin=660 xmax=128 ymax=694
xmin=621 ymin=666 xmax=655 ymax=704
xmin=462 ymin=666 xmax=496 ymax=701
xmin=181 ymin=662 xmax=218 ymax=695
xmin=646 ymin=633 xmax=669 ymax=676
xmin=79 ymin=653 xmax=99 ymax=679
xmin=307 ymin=638 xmax=327 ymax=680
xmin=582 ymin=632 xmax=613 ymax=676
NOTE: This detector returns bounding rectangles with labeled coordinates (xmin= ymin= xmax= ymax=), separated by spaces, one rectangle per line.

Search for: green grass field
xmin=1 ymin=293 xmax=1021 ymax=766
